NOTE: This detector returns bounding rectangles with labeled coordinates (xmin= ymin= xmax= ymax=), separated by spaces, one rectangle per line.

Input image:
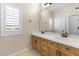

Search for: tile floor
xmin=15 ymin=48 xmax=41 ymax=56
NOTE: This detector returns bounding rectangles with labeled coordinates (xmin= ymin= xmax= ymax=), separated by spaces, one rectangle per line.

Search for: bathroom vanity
xmin=32 ymin=32 xmax=79 ymax=56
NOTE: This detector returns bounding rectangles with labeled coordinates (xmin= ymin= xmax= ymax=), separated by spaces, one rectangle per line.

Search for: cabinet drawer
xmin=47 ymin=40 xmax=58 ymax=48
xmin=41 ymin=38 xmax=47 ymax=42
xmin=59 ymin=44 xmax=79 ymax=56
xmin=41 ymin=41 xmax=48 ymax=49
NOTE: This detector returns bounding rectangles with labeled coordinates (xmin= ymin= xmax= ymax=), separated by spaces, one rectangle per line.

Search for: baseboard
xmin=9 ymin=47 xmax=32 ymax=56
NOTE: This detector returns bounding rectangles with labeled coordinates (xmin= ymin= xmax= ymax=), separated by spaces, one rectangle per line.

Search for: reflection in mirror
xmin=40 ymin=9 xmax=53 ymax=32
xmin=69 ymin=14 xmax=79 ymax=35
xmin=40 ymin=3 xmax=79 ymax=36
xmin=54 ymin=17 xmax=65 ymax=33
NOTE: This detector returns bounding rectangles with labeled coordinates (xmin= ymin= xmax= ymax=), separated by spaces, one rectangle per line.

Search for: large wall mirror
xmin=40 ymin=3 xmax=79 ymax=36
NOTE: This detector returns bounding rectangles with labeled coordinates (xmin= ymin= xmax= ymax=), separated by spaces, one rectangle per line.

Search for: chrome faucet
xmin=62 ymin=32 xmax=68 ymax=38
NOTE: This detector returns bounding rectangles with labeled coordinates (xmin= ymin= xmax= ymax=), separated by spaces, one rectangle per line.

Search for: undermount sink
xmin=58 ymin=37 xmax=76 ymax=42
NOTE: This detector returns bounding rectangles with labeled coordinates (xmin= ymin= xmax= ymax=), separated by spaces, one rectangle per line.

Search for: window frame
xmin=1 ymin=4 xmax=22 ymax=37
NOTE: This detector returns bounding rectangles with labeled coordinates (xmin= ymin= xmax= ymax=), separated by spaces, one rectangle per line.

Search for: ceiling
xmin=41 ymin=3 xmax=79 ymax=12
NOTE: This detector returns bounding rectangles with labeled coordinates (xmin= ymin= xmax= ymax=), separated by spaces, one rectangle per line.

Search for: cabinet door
xmin=60 ymin=51 xmax=73 ymax=56
xmin=37 ymin=38 xmax=41 ymax=52
xmin=49 ymin=46 xmax=59 ymax=56
xmin=41 ymin=39 xmax=49 ymax=56
xmin=32 ymin=36 xmax=37 ymax=49
xmin=41 ymin=47 xmax=49 ymax=56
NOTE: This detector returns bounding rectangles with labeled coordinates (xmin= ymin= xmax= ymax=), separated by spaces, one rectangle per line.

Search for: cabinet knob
xmin=35 ymin=40 xmax=37 ymax=43
xmin=65 ymin=48 xmax=69 ymax=50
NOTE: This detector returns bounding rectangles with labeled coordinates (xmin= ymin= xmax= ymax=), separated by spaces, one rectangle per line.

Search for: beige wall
xmin=0 ymin=3 xmax=40 ymax=55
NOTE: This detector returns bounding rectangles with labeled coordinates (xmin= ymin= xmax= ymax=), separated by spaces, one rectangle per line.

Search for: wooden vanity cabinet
xmin=32 ymin=35 xmax=79 ymax=56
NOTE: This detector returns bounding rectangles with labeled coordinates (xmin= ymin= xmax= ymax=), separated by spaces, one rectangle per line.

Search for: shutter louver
xmin=5 ymin=6 xmax=20 ymax=32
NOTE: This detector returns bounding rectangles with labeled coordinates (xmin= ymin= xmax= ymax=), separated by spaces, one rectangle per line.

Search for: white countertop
xmin=32 ymin=31 xmax=79 ymax=48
